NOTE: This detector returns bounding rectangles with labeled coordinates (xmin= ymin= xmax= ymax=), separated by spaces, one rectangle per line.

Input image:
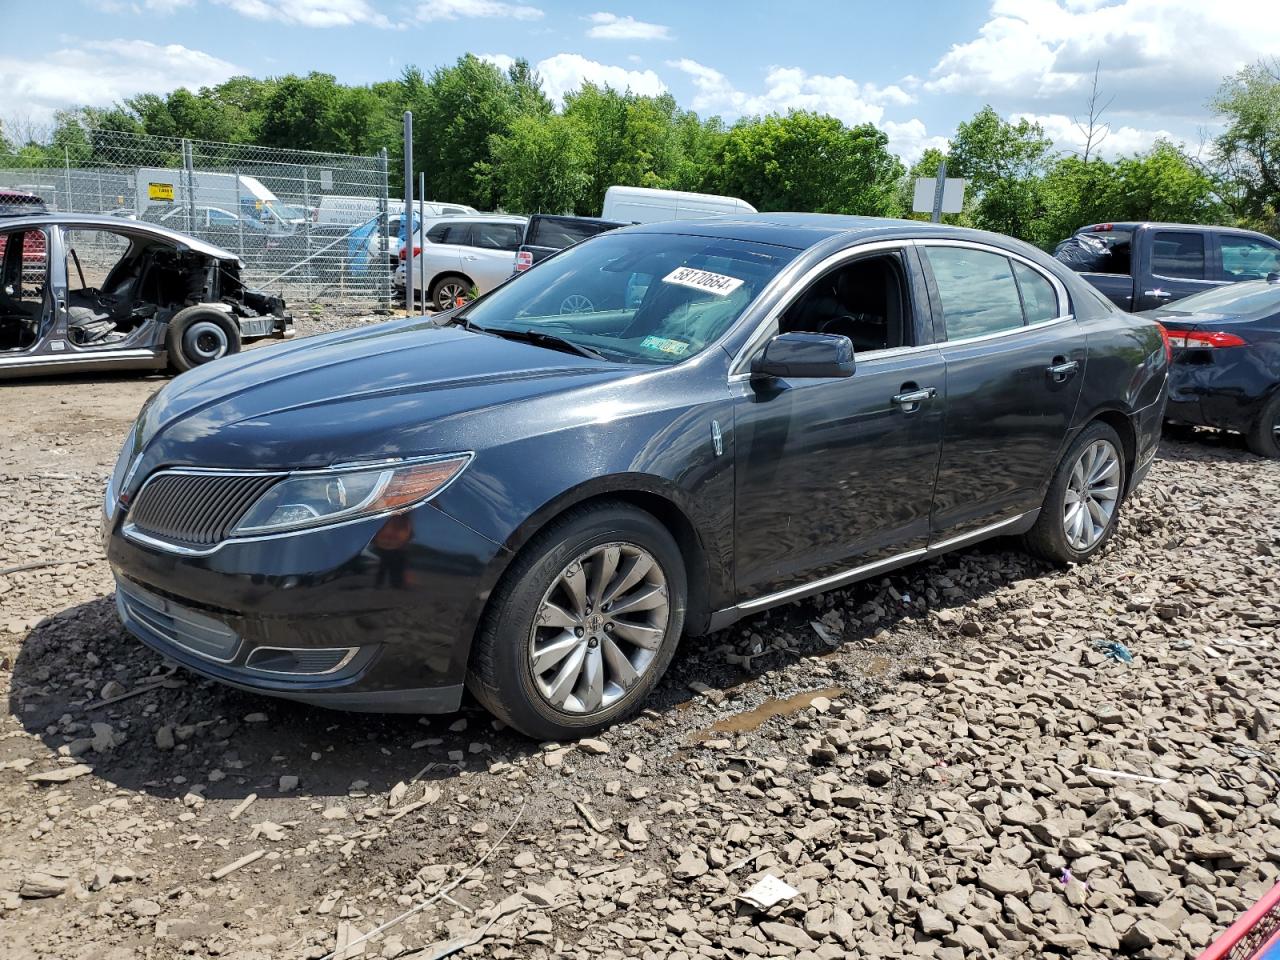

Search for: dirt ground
xmin=1 ymin=313 xmax=1278 ymax=960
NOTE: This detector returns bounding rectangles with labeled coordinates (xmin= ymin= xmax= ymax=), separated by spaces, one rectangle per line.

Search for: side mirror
xmin=751 ymin=332 xmax=855 ymax=380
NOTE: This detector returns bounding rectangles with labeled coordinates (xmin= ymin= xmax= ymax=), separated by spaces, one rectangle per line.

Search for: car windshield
xmin=1160 ymin=281 xmax=1280 ymax=320
xmin=459 ymin=231 xmax=796 ymax=365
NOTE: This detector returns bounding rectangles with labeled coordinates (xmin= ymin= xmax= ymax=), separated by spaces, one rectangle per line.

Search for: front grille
xmin=127 ymin=471 xmax=280 ymax=546
xmin=116 ymin=579 xmax=241 ymax=663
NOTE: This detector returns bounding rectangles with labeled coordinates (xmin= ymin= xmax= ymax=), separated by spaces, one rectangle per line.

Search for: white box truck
xmin=134 ymin=168 xmax=298 ymax=236
xmin=602 ymin=186 xmax=756 ymax=224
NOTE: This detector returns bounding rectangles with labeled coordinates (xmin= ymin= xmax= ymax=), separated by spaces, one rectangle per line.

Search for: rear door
xmin=921 ymin=242 xmax=1086 ymax=541
xmin=1135 ymin=229 xmax=1216 ymax=310
xmin=461 ymin=221 xmax=523 ymax=293
xmin=417 ymin=220 xmax=463 ymax=283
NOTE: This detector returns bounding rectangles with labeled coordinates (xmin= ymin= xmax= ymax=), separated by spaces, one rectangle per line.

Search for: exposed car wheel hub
xmin=184 ymin=320 xmax=229 ymax=362
xmin=1063 ymin=438 xmax=1120 ymax=551
xmin=529 ymin=543 xmax=669 ymax=715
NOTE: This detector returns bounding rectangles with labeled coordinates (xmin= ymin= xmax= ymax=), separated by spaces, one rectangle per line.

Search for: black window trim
xmin=1149 ymin=229 xmax=1210 ymax=284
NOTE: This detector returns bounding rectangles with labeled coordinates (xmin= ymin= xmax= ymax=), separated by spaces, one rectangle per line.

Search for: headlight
xmin=231 ymin=455 xmax=471 ymax=536
xmin=105 ymin=424 xmax=139 ymax=517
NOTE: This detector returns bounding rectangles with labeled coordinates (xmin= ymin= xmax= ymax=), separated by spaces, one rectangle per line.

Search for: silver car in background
xmin=395 ymin=214 xmax=527 ymax=310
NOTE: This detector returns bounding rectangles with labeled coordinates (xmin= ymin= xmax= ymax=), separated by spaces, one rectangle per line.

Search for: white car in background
xmin=395 ymin=214 xmax=527 ymax=310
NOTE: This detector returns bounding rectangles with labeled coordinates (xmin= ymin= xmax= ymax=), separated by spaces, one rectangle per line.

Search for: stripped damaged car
xmin=0 ymin=214 xmax=292 ymax=379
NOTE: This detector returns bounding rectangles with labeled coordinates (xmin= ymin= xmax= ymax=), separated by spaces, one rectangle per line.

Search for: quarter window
xmin=1221 ymin=235 xmax=1280 ymax=280
xmin=425 ymin=222 xmax=464 ymax=245
xmin=1013 ymin=262 xmax=1059 ymax=323
xmin=926 ymin=247 xmax=1025 ymax=340
xmin=1151 ymin=231 xmax=1205 ymax=280
xmin=473 ymin=223 xmax=522 ymax=251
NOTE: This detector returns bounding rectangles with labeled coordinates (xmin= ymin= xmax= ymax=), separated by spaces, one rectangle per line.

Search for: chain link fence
xmin=0 ymin=126 xmax=393 ymax=307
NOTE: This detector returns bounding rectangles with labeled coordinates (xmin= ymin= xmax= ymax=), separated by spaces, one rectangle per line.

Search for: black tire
xmin=467 ymin=502 xmax=687 ymax=741
xmin=1024 ymin=421 xmax=1127 ymax=565
xmin=1245 ymin=391 xmax=1280 ymax=458
xmin=167 ymin=306 xmax=241 ymax=373
xmin=430 ymin=274 xmax=471 ymax=313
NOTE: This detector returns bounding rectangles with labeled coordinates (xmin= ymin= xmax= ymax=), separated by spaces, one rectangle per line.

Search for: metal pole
xmin=234 ymin=166 xmax=245 ymax=261
xmin=931 ymin=159 xmax=947 ymax=224
xmin=377 ymin=147 xmax=390 ymax=312
xmin=403 ymin=111 xmax=414 ymax=312
xmin=63 ymin=145 xmax=71 ymax=213
xmin=418 ymin=171 xmax=426 ymax=306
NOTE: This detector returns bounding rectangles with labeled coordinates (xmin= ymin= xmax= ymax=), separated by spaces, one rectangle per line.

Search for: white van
xmin=316 ymin=195 xmax=477 ymax=226
xmin=134 ymin=168 xmax=298 ymax=235
xmin=602 ymin=186 xmax=756 ymax=224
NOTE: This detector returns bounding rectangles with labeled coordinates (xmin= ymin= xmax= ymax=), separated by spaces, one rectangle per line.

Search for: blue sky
xmin=4 ymin=0 xmax=1278 ymax=162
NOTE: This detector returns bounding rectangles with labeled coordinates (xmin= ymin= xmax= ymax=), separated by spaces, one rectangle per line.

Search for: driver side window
xmin=780 ymin=252 xmax=911 ymax=353
xmin=64 ymin=230 xmax=133 ymax=294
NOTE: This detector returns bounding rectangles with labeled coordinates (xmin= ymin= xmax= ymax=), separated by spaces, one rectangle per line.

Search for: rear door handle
xmin=1047 ymin=358 xmax=1079 ymax=382
xmin=1143 ymin=288 xmax=1170 ymax=299
xmin=891 ymin=386 xmax=937 ymax=410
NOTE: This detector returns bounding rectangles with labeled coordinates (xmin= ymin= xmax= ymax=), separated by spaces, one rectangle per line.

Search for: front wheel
xmin=467 ymin=502 xmax=687 ymax=740
xmin=166 ymin=306 xmax=241 ymax=373
xmin=1024 ymin=421 xmax=1127 ymax=565
xmin=1245 ymin=392 xmax=1280 ymax=458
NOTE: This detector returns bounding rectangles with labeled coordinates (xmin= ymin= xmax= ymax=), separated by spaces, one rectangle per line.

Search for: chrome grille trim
xmin=116 ymin=578 xmax=241 ymax=663
xmin=125 ymin=469 xmax=283 ymax=547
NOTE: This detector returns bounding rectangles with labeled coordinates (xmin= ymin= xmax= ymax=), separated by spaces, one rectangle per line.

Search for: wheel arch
xmin=428 ymin=270 xmax=473 ymax=301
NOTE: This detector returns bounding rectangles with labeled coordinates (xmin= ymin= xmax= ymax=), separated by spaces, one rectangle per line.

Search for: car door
xmin=920 ymin=241 xmax=1086 ymax=542
xmin=731 ymin=243 xmax=945 ymax=600
xmin=1135 ymin=229 xmax=1216 ymax=310
xmin=418 ymin=220 xmax=463 ymax=282
xmin=461 ymin=222 xmax=523 ymax=293
xmin=0 ymin=226 xmax=54 ymax=368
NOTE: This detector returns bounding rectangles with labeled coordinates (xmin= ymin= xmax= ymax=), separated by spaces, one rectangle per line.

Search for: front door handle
xmin=1047 ymin=358 xmax=1079 ymax=382
xmin=891 ymin=386 xmax=937 ymax=411
xmin=463 ymin=255 xmax=480 ymax=261
xmin=1143 ymin=288 xmax=1170 ymax=299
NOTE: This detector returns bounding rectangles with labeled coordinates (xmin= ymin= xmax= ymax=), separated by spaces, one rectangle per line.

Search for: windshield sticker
xmin=662 ymin=266 xmax=745 ymax=297
xmin=640 ymin=335 xmax=690 ymax=356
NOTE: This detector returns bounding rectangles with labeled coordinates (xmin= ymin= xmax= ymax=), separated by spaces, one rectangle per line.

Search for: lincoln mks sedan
xmin=104 ymin=214 xmax=1169 ymax=740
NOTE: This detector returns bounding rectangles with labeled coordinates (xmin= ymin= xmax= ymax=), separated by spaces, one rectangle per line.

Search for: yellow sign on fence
xmin=148 ymin=182 xmax=174 ymax=202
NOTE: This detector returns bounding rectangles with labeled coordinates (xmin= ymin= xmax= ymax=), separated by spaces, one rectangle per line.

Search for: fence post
xmin=182 ymin=139 xmax=196 ymax=235
xmin=303 ymin=167 xmax=312 ymax=300
xmin=418 ymin=171 xmax=426 ymax=306
xmin=377 ymin=147 xmax=390 ymax=311
xmin=403 ymin=111 xmax=414 ymax=312
xmin=63 ymin=145 xmax=71 ymax=213
xmin=234 ymin=167 xmax=245 ymax=260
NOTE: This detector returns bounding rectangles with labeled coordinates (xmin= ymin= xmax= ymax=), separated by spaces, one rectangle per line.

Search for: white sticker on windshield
xmin=662 ymin=266 xmax=745 ymax=297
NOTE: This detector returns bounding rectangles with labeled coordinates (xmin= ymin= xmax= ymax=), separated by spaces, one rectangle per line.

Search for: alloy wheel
xmin=436 ymin=281 xmax=466 ymax=311
xmin=528 ymin=543 xmax=669 ymax=715
xmin=1063 ymin=438 xmax=1121 ymax=551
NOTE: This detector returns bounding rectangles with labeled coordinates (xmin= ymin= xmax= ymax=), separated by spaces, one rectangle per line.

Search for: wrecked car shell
xmin=0 ymin=214 xmax=292 ymax=379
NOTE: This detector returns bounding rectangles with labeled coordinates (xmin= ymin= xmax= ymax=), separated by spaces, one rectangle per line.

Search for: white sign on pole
xmin=912 ymin=177 xmax=966 ymax=214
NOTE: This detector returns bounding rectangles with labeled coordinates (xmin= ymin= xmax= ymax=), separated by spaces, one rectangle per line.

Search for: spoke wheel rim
xmin=1063 ymin=438 xmax=1121 ymax=551
xmin=560 ymin=294 xmax=594 ymax=314
xmin=438 ymin=282 xmax=465 ymax=309
xmin=528 ymin=542 xmax=669 ymax=716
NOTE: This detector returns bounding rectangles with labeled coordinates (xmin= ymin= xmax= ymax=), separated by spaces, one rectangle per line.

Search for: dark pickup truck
xmin=1054 ymin=222 xmax=1280 ymax=312
xmin=513 ymin=214 xmax=627 ymax=274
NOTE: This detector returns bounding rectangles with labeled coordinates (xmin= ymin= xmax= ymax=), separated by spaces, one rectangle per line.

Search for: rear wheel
xmin=1246 ymin=392 xmax=1280 ymax=458
xmin=430 ymin=274 xmax=470 ymax=312
xmin=1025 ymin=421 xmax=1126 ymax=565
xmin=167 ymin=306 xmax=241 ymax=373
xmin=467 ymin=502 xmax=686 ymax=740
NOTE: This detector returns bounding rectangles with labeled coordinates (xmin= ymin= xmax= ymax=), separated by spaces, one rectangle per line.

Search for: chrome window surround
xmin=728 ymin=237 xmax=1076 ymax=379
xmin=122 ymin=452 xmax=473 ymax=557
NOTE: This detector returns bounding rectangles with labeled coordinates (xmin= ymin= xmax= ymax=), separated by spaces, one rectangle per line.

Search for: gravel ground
xmin=1 ymin=309 xmax=1278 ymax=960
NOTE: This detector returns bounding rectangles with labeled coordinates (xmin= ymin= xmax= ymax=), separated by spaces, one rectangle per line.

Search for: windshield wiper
xmin=470 ymin=325 xmax=609 ymax=362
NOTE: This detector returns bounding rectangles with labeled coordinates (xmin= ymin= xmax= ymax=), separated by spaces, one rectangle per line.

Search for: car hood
xmin=133 ymin=317 xmax=635 ymax=473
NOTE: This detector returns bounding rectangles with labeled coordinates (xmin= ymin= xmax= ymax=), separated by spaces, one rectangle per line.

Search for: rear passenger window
xmin=926 ymin=247 xmax=1025 ymax=340
xmin=1151 ymin=232 xmax=1205 ymax=279
xmin=474 ymin=223 xmax=522 ymax=251
xmin=426 ymin=222 xmax=463 ymax=245
xmin=1013 ymin=262 xmax=1059 ymax=323
xmin=1220 ymin=235 xmax=1280 ymax=280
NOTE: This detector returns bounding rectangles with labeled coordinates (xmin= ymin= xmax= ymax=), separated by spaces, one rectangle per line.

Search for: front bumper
xmin=105 ymin=502 xmax=507 ymax=713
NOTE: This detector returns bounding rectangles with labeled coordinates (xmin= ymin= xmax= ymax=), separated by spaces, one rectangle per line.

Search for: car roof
xmin=617 ymin=212 xmax=1051 ymax=256
xmin=531 ymin=214 xmax=627 ymax=227
xmin=1077 ymin=221 xmax=1278 ymax=240
xmin=0 ymin=212 xmax=241 ymax=261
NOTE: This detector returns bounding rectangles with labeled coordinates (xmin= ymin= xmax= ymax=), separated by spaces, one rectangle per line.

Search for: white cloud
xmin=926 ymin=0 xmax=1280 ymax=122
xmin=535 ymin=53 xmax=666 ymax=104
xmin=415 ymin=0 xmax=542 ymax=22
xmin=882 ymin=119 xmax=950 ymax=164
xmin=88 ymin=0 xmax=194 ymax=11
xmin=1012 ymin=111 xmax=1177 ymax=157
xmin=0 ymin=39 xmax=238 ymax=125
xmin=215 ymin=0 xmax=392 ymax=27
xmin=585 ymin=12 xmax=671 ymax=41
xmin=478 ymin=53 xmax=516 ymax=73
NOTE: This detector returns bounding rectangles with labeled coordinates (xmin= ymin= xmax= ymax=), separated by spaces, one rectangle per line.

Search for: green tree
xmin=487 ymin=113 xmax=590 ymax=214
xmin=1212 ymin=59 xmax=1280 ymax=233
xmin=949 ymin=106 xmax=1054 ymax=239
xmin=701 ymin=111 xmax=904 ymax=215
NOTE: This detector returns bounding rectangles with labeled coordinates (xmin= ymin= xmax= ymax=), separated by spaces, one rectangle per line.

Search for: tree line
xmin=3 ymin=54 xmax=1277 ymax=248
